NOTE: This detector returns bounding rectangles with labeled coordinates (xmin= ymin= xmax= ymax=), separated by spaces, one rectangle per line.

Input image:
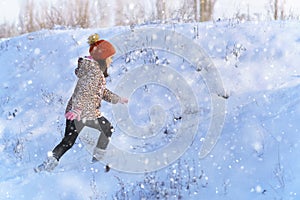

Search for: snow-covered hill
xmin=1 ymin=20 xmax=300 ymax=199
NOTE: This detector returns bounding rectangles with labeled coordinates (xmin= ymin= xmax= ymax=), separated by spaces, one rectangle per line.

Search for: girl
xmin=36 ymin=33 xmax=128 ymax=172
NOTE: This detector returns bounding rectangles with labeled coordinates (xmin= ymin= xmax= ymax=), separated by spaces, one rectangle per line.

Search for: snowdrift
xmin=0 ymin=20 xmax=300 ymax=199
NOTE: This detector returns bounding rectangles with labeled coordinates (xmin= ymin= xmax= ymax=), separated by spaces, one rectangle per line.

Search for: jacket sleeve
xmin=102 ymin=88 xmax=120 ymax=104
xmin=65 ymin=97 xmax=73 ymax=114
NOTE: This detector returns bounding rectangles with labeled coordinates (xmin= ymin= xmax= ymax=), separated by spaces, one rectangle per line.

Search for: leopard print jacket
xmin=65 ymin=57 xmax=120 ymax=120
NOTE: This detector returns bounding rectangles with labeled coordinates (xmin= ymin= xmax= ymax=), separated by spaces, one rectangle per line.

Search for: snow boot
xmin=35 ymin=155 xmax=59 ymax=173
xmin=92 ymin=148 xmax=106 ymax=163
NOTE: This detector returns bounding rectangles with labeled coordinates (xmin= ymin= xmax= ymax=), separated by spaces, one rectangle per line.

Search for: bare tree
xmin=200 ymin=0 xmax=216 ymax=22
xmin=18 ymin=0 xmax=36 ymax=34
xmin=37 ymin=3 xmax=63 ymax=29
xmin=2 ymin=0 xmax=299 ymax=39
xmin=115 ymin=0 xmax=146 ymax=26
xmin=173 ymin=0 xmax=195 ymax=22
xmin=70 ymin=0 xmax=90 ymax=28
xmin=156 ymin=0 xmax=167 ymax=21
xmin=89 ymin=0 xmax=108 ymax=27
xmin=280 ymin=0 xmax=286 ymax=19
xmin=194 ymin=0 xmax=200 ymax=21
xmin=0 ymin=22 xmax=17 ymax=38
xmin=271 ymin=0 xmax=286 ymax=20
xmin=192 ymin=0 xmax=216 ymax=22
xmin=274 ymin=0 xmax=279 ymax=19
xmin=18 ymin=0 xmax=91 ymax=34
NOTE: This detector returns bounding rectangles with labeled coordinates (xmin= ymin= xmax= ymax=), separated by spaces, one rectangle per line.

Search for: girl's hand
xmin=65 ymin=109 xmax=82 ymax=121
xmin=118 ymin=97 xmax=128 ymax=104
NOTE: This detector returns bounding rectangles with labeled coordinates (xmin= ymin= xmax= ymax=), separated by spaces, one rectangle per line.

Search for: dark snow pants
xmin=52 ymin=116 xmax=113 ymax=160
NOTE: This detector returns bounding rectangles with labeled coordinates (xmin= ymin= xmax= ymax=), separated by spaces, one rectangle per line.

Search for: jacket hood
xmin=75 ymin=57 xmax=99 ymax=78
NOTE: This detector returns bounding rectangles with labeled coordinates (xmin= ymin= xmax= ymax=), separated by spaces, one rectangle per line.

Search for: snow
xmin=0 ymin=20 xmax=300 ymax=199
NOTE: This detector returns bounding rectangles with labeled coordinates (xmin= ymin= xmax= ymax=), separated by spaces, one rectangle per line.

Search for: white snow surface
xmin=0 ymin=20 xmax=300 ymax=199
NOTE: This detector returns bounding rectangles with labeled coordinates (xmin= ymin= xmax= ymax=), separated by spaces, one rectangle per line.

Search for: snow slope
xmin=0 ymin=20 xmax=300 ymax=199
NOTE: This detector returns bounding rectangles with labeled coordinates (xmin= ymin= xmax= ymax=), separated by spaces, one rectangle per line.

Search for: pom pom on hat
xmin=88 ymin=33 xmax=116 ymax=60
xmin=88 ymin=33 xmax=100 ymax=46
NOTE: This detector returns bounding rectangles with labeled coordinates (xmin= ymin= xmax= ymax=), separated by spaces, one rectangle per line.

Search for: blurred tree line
xmin=0 ymin=0 xmax=296 ymax=38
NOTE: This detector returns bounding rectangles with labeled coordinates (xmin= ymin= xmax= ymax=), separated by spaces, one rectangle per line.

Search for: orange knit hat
xmin=88 ymin=33 xmax=116 ymax=60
